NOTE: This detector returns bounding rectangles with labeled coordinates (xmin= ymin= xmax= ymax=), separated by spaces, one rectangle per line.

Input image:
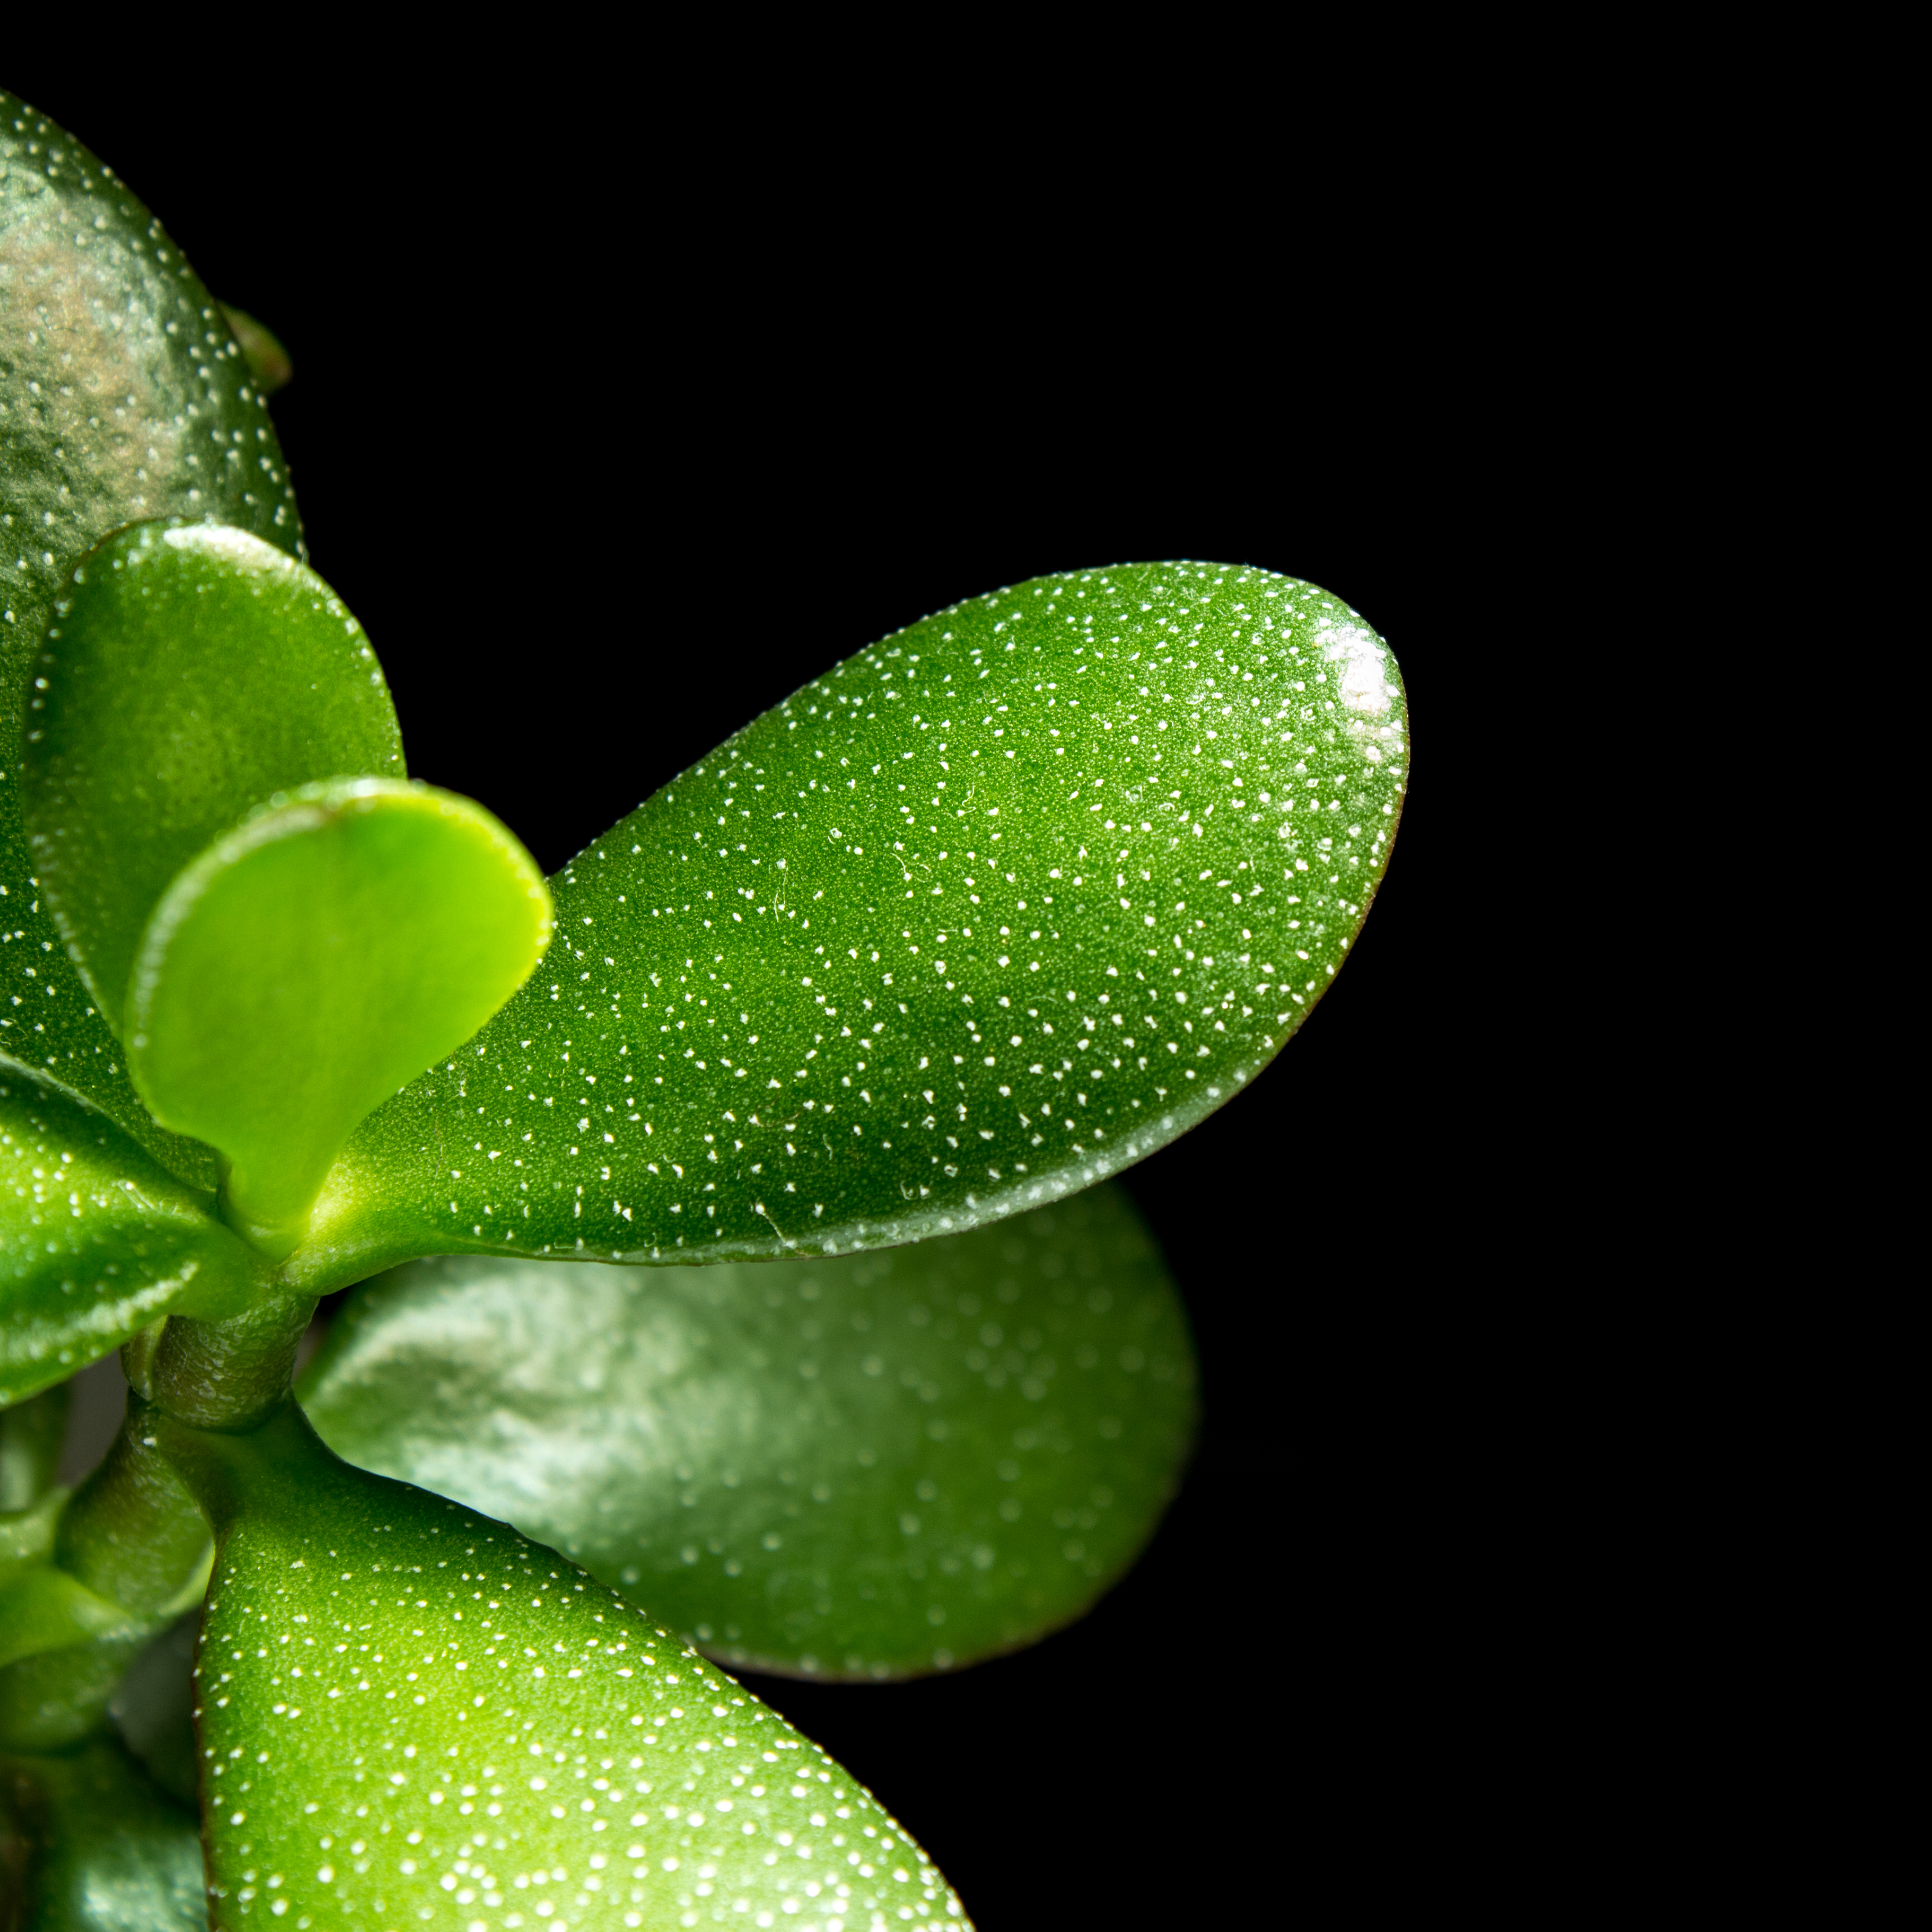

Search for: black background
xmin=14 ymin=60 xmax=1560 ymax=1926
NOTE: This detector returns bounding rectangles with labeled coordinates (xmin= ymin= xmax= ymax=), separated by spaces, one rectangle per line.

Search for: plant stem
xmin=0 ymin=1292 xmax=318 ymax=1751
xmin=136 ymin=1291 xmax=318 ymax=1434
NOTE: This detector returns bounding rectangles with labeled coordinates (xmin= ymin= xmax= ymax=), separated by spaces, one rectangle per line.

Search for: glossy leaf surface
xmin=306 ymin=561 xmax=1405 ymax=1289
xmin=24 ymin=520 xmax=404 ymax=1025
xmin=155 ymin=1399 xmax=968 ymax=1929
xmin=2 ymin=93 xmax=303 ymax=1189
xmin=129 ymin=780 xmax=551 ymax=1256
xmin=1 ymin=1069 xmax=266 ymax=1404
xmin=302 ymin=1184 xmax=1194 ymax=1679
xmin=0 ymin=1737 xmax=207 ymax=1930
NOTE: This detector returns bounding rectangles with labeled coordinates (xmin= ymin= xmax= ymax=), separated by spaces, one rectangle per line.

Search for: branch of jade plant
xmin=0 ymin=1293 xmax=315 ymax=1752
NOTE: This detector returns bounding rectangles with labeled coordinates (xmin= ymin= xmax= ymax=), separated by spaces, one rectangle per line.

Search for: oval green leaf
xmin=0 ymin=1736 xmax=207 ymax=1930
xmin=1 ymin=1068 xmax=268 ymax=1406
xmin=304 ymin=561 xmax=1405 ymax=1288
xmin=153 ymin=1398 xmax=969 ymax=1928
xmin=128 ymin=780 xmax=552 ymax=1256
xmin=2 ymin=93 xmax=305 ymax=1189
xmin=24 ymin=521 xmax=405 ymax=1026
xmin=301 ymin=1181 xmax=1194 ymax=1679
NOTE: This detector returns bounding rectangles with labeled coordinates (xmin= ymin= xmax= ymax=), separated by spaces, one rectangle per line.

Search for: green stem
xmin=0 ymin=1293 xmax=317 ymax=1751
xmin=137 ymin=1291 xmax=318 ymax=1434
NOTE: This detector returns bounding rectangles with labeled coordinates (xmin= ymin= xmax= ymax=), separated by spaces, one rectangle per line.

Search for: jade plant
xmin=0 ymin=90 xmax=1408 ymax=1930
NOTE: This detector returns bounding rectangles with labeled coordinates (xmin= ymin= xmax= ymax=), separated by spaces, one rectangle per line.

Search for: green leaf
xmin=127 ymin=780 xmax=551 ymax=1257
xmin=24 ymin=520 xmax=405 ymax=1027
xmin=0 ymin=1736 xmax=208 ymax=1930
xmin=2 ymin=93 xmax=305 ymax=1190
xmin=0 ymin=1489 xmax=64 ymax=1591
xmin=1 ymin=1069 xmax=269 ymax=1405
xmin=153 ymin=1398 xmax=969 ymax=1928
xmin=301 ymin=561 xmax=1406 ymax=1288
xmin=301 ymin=1183 xmax=1194 ymax=1679
xmin=1 ymin=1384 xmax=68 ymax=1511
xmin=0 ymin=1564 xmax=144 ymax=1673
xmin=217 ymin=304 xmax=293 ymax=394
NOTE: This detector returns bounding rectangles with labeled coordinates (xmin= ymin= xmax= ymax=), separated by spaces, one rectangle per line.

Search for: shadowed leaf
xmin=302 ymin=1183 xmax=1194 ymax=1678
xmin=0 ymin=1069 xmax=266 ymax=1406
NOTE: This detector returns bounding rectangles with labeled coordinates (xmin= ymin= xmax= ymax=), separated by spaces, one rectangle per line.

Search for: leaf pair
xmin=22 ymin=523 xmax=551 ymax=1256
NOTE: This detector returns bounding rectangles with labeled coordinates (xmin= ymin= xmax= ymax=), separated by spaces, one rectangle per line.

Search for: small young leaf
xmin=0 ymin=1736 xmax=207 ymax=1930
xmin=1 ymin=1070 xmax=268 ymax=1406
xmin=24 ymin=520 xmax=404 ymax=1025
xmin=217 ymin=302 xmax=294 ymax=392
xmin=2 ymin=93 xmax=305 ymax=1188
xmin=153 ymin=1398 xmax=970 ymax=1927
xmin=302 ymin=1183 xmax=1194 ymax=1678
xmin=127 ymin=780 xmax=552 ymax=1256
xmin=304 ymin=561 xmax=1404 ymax=1287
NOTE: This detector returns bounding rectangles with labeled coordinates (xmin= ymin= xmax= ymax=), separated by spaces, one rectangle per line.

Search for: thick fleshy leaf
xmin=1 ymin=1068 xmax=268 ymax=1405
xmin=298 ymin=561 xmax=1405 ymax=1290
xmin=109 ymin=1611 xmax=203 ymax=1806
xmin=301 ymin=1183 xmax=1194 ymax=1678
xmin=127 ymin=779 xmax=551 ymax=1256
xmin=0 ymin=1736 xmax=207 ymax=1930
xmin=2 ymin=92 xmax=304 ymax=1189
xmin=154 ymin=1397 xmax=969 ymax=1929
xmin=24 ymin=520 xmax=404 ymax=1025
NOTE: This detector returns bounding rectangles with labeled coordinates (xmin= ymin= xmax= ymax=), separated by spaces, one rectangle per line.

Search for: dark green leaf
xmin=127 ymin=779 xmax=552 ymax=1256
xmin=0 ymin=1736 xmax=207 ymax=1930
xmin=154 ymin=1398 xmax=968 ymax=1926
xmin=301 ymin=561 xmax=1404 ymax=1290
xmin=2 ymin=93 xmax=305 ymax=1189
xmin=109 ymin=1612 xmax=203 ymax=1808
xmin=302 ymin=1183 xmax=1194 ymax=1678
xmin=25 ymin=521 xmax=404 ymax=1027
xmin=1 ymin=1069 xmax=268 ymax=1406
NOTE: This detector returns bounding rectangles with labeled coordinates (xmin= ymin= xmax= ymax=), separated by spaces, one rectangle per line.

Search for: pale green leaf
xmin=128 ymin=780 xmax=552 ymax=1256
xmin=155 ymin=1397 xmax=971 ymax=1927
